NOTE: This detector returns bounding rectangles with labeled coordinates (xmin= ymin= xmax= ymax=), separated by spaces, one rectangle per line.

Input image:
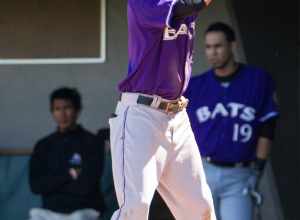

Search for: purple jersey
xmin=118 ymin=0 xmax=198 ymax=100
xmin=185 ymin=64 xmax=279 ymax=162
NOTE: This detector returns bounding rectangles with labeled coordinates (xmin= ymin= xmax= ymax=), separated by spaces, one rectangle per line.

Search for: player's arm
xmin=173 ymin=0 xmax=212 ymax=20
xmin=254 ymin=118 xmax=277 ymax=173
xmin=255 ymin=73 xmax=279 ymax=173
xmin=247 ymin=118 xmax=277 ymax=191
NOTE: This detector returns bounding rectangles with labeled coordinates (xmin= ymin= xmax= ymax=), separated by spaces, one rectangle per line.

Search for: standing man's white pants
xmin=109 ymin=93 xmax=216 ymax=220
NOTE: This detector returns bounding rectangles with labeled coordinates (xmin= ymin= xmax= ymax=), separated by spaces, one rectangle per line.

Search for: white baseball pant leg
xmin=109 ymin=94 xmax=216 ymax=220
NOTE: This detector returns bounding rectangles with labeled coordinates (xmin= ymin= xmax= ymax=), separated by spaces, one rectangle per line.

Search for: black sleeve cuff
xmin=259 ymin=117 xmax=278 ymax=140
xmin=173 ymin=1 xmax=205 ymax=19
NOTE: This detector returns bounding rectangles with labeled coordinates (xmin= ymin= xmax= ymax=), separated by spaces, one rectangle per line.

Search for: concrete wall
xmin=0 ymin=0 xmax=127 ymax=148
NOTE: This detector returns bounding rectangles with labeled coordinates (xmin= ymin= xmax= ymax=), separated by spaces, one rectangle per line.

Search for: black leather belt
xmin=203 ymin=157 xmax=254 ymax=168
xmin=136 ymin=95 xmax=188 ymax=114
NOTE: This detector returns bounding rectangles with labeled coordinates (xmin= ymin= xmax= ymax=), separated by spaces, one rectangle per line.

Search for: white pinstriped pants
xmin=109 ymin=93 xmax=216 ymax=220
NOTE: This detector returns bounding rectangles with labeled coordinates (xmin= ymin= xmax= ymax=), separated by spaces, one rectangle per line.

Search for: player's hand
xmin=203 ymin=0 xmax=212 ymax=6
xmin=246 ymin=169 xmax=261 ymax=190
xmin=69 ymin=168 xmax=81 ymax=180
xmin=247 ymin=174 xmax=258 ymax=190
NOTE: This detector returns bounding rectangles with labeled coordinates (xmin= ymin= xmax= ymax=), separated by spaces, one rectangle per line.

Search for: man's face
xmin=205 ymin=31 xmax=234 ymax=69
xmin=51 ymin=99 xmax=79 ymax=131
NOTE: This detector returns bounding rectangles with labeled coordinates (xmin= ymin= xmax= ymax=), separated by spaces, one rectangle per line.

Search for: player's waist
xmin=202 ymin=156 xmax=256 ymax=168
xmin=118 ymin=70 xmax=190 ymax=100
xmin=120 ymin=92 xmax=189 ymax=114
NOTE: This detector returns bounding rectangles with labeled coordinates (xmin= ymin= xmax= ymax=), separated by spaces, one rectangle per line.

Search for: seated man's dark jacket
xmin=29 ymin=125 xmax=105 ymax=214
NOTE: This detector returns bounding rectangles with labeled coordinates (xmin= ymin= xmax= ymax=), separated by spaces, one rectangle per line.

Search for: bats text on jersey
xmin=196 ymin=102 xmax=256 ymax=123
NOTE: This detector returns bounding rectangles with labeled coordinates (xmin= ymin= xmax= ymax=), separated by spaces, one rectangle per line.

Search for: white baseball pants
xmin=109 ymin=93 xmax=216 ymax=220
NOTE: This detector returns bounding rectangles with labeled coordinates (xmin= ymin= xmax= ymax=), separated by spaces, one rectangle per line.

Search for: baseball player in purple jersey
xmin=185 ymin=22 xmax=279 ymax=220
xmin=108 ymin=0 xmax=216 ymax=220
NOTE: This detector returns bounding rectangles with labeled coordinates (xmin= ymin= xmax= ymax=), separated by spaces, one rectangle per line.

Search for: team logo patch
xmin=69 ymin=153 xmax=82 ymax=166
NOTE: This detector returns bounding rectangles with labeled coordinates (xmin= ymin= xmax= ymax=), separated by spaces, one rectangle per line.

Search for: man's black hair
xmin=205 ymin=22 xmax=236 ymax=42
xmin=50 ymin=87 xmax=82 ymax=111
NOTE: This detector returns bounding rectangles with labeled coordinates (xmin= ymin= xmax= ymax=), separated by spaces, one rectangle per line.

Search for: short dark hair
xmin=205 ymin=22 xmax=236 ymax=42
xmin=50 ymin=87 xmax=82 ymax=111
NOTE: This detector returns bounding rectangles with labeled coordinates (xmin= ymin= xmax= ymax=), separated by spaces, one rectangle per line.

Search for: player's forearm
xmin=256 ymin=116 xmax=277 ymax=160
xmin=173 ymin=0 xmax=212 ymax=20
xmin=252 ymin=137 xmax=272 ymax=175
xmin=256 ymin=137 xmax=272 ymax=160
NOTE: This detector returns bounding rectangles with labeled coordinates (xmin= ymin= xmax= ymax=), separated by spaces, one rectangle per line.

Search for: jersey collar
xmin=212 ymin=63 xmax=243 ymax=83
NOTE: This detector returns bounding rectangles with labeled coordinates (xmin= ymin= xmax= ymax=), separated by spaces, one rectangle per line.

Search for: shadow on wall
xmin=0 ymin=156 xmax=40 ymax=220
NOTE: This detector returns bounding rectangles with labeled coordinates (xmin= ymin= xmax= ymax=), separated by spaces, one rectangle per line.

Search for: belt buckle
xmin=165 ymin=100 xmax=185 ymax=114
xmin=177 ymin=97 xmax=188 ymax=111
xmin=178 ymin=99 xmax=186 ymax=110
xmin=165 ymin=102 xmax=176 ymax=114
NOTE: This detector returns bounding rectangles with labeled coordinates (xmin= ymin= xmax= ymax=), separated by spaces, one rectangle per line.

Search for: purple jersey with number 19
xmin=118 ymin=0 xmax=199 ymax=100
xmin=185 ymin=64 xmax=279 ymax=162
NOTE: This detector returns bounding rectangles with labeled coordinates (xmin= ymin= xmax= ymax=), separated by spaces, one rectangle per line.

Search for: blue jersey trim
xmin=116 ymin=107 xmax=130 ymax=220
xmin=259 ymin=111 xmax=279 ymax=122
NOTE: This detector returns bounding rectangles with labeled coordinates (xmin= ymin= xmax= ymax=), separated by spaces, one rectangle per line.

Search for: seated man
xmin=29 ymin=87 xmax=105 ymax=220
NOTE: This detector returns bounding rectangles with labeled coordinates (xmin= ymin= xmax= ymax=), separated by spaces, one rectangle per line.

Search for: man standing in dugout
xmin=185 ymin=22 xmax=279 ymax=220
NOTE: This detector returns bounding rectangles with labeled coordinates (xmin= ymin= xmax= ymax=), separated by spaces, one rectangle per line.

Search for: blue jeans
xmin=203 ymin=161 xmax=255 ymax=220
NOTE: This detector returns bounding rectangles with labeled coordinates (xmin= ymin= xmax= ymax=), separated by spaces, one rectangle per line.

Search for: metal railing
xmin=0 ymin=148 xmax=33 ymax=156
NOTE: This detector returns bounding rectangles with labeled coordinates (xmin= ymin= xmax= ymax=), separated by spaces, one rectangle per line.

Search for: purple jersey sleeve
xmin=128 ymin=0 xmax=179 ymax=28
xmin=258 ymin=74 xmax=279 ymax=122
